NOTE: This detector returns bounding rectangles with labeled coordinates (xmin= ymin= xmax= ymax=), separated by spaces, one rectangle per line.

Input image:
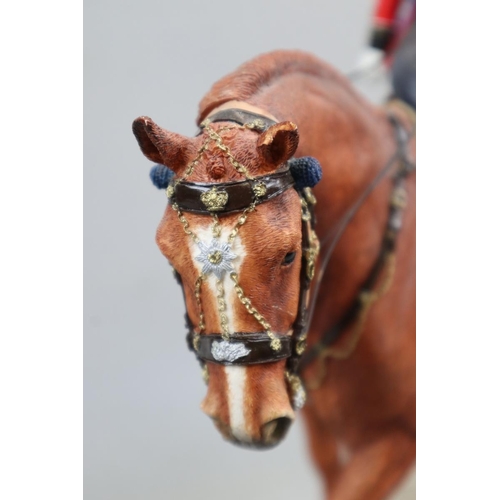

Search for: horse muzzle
xmin=210 ymin=414 xmax=294 ymax=450
xmin=201 ymin=360 xmax=295 ymax=449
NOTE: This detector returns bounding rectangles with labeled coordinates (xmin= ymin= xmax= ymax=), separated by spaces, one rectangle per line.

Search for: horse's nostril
xmin=261 ymin=417 xmax=292 ymax=444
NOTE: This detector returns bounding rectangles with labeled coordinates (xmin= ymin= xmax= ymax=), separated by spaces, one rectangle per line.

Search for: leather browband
xmin=191 ymin=332 xmax=292 ymax=366
xmin=170 ymin=170 xmax=295 ymax=215
xmin=204 ymin=108 xmax=278 ymax=130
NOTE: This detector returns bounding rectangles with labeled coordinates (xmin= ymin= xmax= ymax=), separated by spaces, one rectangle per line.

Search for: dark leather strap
xmin=287 ymin=211 xmax=315 ymax=374
xmin=299 ymin=115 xmax=415 ymax=369
xmin=191 ymin=332 xmax=292 ymax=366
xmin=204 ymin=108 xmax=278 ymax=130
xmin=170 ymin=170 xmax=295 ymax=214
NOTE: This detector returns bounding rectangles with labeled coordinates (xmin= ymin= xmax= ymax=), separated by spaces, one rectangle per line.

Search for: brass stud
xmin=193 ymin=334 xmax=201 ymax=352
xmin=246 ymin=119 xmax=266 ymax=131
xmin=253 ymin=182 xmax=267 ymax=198
xmin=296 ymin=339 xmax=307 ymax=355
xmin=270 ymin=338 xmax=282 ymax=352
xmin=208 ymin=250 xmax=223 ymax=265
xmin=200 ymin=187 xmax=229 ymax=211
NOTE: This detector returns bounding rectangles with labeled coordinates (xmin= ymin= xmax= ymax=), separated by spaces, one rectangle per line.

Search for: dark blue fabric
xmin=150 ymin=164 xmax=175 ymax=189
xmin=391 ymin=21 xmax=416 ymax=109
xmin=289 ymin=157 xmax=322 ymax=190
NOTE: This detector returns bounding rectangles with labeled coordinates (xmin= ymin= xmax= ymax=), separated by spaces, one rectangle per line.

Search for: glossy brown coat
xmin=134 ymin=50 xmax=415 ymax=500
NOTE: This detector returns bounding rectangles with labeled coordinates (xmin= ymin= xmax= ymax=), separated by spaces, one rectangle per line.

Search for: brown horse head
xmin=133 ymin=109 xmax=311 ymax=448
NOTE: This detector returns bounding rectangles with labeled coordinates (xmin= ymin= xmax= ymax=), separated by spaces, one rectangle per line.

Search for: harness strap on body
xmin=299 ymin=114 xmax=415 ymax=375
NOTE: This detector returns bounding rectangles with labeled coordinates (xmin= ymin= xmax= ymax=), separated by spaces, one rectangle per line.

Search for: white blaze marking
xmin=188 ymin=223 xmax=246 ymax=333
xmin=224 ymin=365 xmax=251 ymax=442
xmin=188 ymin=221 xmax=251 ymax=441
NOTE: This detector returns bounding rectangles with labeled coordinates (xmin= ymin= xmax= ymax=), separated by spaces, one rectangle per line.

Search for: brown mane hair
xmin=197 ymin=50 xmax=351 ymax=124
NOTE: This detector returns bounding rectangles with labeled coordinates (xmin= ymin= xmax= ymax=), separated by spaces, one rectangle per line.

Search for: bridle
xmin=166 ymin=108 xmax=318 ymax=409
xmin=165 ymin=107 xmax=414 ymax=410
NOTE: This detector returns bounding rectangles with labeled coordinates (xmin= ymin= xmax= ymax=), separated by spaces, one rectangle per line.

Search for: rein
xmin=299 ymin=114 xmax=415 ymax=372
xmin=167 ymin=107 xmax=414 ymax=409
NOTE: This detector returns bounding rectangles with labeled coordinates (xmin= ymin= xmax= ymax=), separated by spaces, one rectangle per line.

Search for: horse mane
xmin=197 ymin=50 xmax=349 ymax=124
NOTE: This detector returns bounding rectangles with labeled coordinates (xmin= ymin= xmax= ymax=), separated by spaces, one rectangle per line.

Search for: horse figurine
xmin=132 ymin=50 xmax=415 ymax=500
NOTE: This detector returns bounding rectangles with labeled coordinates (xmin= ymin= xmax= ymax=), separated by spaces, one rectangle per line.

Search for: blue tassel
xmin=289 ymin=157 xmax=322 ymax=190
xmin=150 ymin=164 xmax=175 ymax=189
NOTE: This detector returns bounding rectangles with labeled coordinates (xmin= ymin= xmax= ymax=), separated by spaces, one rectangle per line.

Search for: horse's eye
xmin=282 ymin=252 xmax=296 ymax=265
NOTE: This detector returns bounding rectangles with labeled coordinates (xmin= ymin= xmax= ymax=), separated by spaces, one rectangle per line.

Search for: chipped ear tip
xmin=133 ymin=116 xmax=152 ymax=128
xmin=274 ymin=121 xmax=297 ymax=132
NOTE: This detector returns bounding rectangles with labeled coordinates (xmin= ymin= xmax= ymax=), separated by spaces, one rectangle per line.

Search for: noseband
xmin=166 ymin=108 xmax=320 ymax=410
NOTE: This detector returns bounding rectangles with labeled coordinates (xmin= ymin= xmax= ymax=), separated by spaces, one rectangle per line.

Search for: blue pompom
xmin=149 ymin=164 xmax=175 ymax=189
xmin=289 ymin=157 xmax=322 ymax=190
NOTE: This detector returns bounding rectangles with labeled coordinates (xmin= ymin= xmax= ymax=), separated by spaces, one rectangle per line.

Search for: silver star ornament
xmin=195 ymin=239 xmax=237 ymax=279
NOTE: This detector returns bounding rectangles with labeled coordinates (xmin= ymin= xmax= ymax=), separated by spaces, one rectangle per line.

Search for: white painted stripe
xmin=188 ymin=220 xmax=251 ymax=441
xmin=188 ymin=222 xmax=246 ymax=334
xmin=224 ymin=365 xmax=251 ymax=442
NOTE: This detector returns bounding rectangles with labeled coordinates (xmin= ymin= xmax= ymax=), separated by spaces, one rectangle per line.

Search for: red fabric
xmin=374 ymin=0 xmax=401 ymax=27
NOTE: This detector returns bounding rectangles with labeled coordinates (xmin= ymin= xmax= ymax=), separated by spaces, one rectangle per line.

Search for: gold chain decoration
xmin=181 ymin=136 xmax=211 ymax=180
xmin=216 ymin=278 xmax=230 ymax=340
xmin=211 ymin=214 xmax=222 ymax=238
xmin=170 ymin=202 xmax=206 ymax=345
xmin=291 ymin=194 xmax=320 ymax=357
xmin=230 ymin=272 xmax=281 ymax=351
xmin=169 ymin=124 xmax=279 ymax=351
xmin=171 ymin=202 xmax=200 ymax=244
xmin=227 ymin=203 xmax=256 ymax=244
xmin=191 ymin=274 xmax=206 ymax=353
xmin=194 ymin=275 xmax=205 ymax=333
xmin=304 ymin=229 xmax=320 ymax=282
xmin=285 ymin=371 xmax=306 ymax=409
xmin=200 ymin=123 xmax=254 ymax=179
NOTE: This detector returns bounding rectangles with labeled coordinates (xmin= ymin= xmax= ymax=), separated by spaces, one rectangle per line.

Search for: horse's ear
xmin=257 ymin=121 xmax=299 ymax=171
xmin=132 ymin=116 xmax=195 ymax=173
